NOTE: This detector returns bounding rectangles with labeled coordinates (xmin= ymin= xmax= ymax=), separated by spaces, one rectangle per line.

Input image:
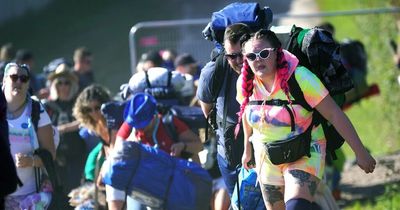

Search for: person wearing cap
xmin=2 ymin=63 xmax=56 ymax=209
xmin=118 ymin=92 xmax=203 ymax=156
xmin=42 ymin=63 xmax=86 ymax=195
xmin=105 ymin=93 xmax=203 ymax=210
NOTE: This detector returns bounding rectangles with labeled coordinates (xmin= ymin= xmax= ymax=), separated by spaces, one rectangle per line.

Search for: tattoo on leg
xmin=262 ymin=184 xmax=284 ymax=207
xmin=308 ymin=180 xmax=317 ymax=196
xmin=289 ymin=170 xmax=318 ymax=196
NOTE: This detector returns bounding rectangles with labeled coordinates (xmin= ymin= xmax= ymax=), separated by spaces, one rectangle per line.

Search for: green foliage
xmin=345 ymin=183 xmax=400 ymax=210
xmin=316 ymin=0 xmax=400 ymax=209
xmin=316 ymin=0 xmax=400 ymax=158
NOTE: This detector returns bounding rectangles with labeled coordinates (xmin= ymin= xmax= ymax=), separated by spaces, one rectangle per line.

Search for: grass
xmin=315 ymin=0 xmax=400 ymax=158
xmin=315 ymin=0 xmax=400 ymax=209
xmin=346 ymin=183 xmax=400 ymax=210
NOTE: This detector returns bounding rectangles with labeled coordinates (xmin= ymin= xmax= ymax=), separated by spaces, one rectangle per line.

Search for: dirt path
xmin=338 ymin=152 xmax=400 ymax=207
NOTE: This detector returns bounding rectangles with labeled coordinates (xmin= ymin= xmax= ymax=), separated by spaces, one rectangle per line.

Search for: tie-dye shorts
xmin=253 ymin=139 xmax=326 ymax=186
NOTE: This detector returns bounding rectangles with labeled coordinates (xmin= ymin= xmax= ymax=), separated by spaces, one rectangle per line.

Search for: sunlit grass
xmin=315 ymin=0 xmax=400 ymax=209
xmin=316 ymin=0 xmax=400 ymax=158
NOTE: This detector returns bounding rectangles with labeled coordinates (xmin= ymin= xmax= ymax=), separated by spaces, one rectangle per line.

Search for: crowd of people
xmin=0 ymin=10 xmax=391 ymax=210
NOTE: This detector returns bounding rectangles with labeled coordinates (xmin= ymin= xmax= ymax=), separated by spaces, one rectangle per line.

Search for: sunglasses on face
xmin=9 ymin=74 xmax=30 ymax=83
xmin=224 ymin=52 xmax=243 ymax=60
xmin=82 ymin=105 xmax=101 ymax=114
xmin=245 ymin=48 xmax=276 ymax=61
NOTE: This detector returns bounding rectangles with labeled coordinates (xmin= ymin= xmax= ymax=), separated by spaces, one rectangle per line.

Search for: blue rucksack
xmin=202 ymin=2 xmax=273 ymax=49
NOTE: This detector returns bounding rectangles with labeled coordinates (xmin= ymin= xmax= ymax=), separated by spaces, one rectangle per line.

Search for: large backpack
xmin=143 ymin=70 xmax=180 ymax=106
xmin=203 ymin=2 xmax=273 ymax=48
xmin=285 ymin=25 xmax=354 ymax=159
xmin=202 ymin=2 xmax=273 ymax=121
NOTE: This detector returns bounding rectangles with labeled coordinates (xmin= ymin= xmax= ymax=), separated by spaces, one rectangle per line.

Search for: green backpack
xmin=285 ymin=25 xmax=354 ymax=159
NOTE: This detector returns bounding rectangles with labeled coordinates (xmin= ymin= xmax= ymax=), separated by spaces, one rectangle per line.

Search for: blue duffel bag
xmin=102 ymin=141 xmax=212 ymax=210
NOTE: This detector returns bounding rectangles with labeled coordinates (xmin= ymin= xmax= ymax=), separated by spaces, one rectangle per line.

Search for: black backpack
xmin=285 ymin=25 xmax=354 ymax=159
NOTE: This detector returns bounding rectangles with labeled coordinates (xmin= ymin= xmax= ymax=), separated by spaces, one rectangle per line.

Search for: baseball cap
xmin=125 ymin=93 xmax=157 ymax=129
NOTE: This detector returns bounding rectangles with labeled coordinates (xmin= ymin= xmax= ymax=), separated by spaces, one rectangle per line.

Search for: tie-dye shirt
xmin=237 ymin=50 xmax=329 ymax=144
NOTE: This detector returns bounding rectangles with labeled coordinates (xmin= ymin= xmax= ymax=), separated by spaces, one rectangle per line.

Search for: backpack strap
xmin=144 ymin=70 xmax=173 ymax=88
xmin=221 ymin=68 xmax=233 ymax=135
xmin=167 ymin=71 xmax=172 ymax=88
xmin=144 ymin=70 xmax=152 ymax=88
xmin=205 ymin=52 xmax=229 ymax=142
xmin=248 ymin=99 xmax=297 ymax=132
xmin=162 ymin=112 xmax=178 ymax=142
xmin=31 ymin=98 xmax=41 ymax=132
xmin=210 ymin=51 xmax=228 ymax=102
xmin=34 ymin=148 xmax=59 ymax=189
xmin=287 ymin=72 xmax=312 ymax=112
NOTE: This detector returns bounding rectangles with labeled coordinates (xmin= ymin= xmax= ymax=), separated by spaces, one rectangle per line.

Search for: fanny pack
xmin=248 ymin=99 xmax=313 ymax=165
xmin=264 ymin=125 xmax=313 ymax=165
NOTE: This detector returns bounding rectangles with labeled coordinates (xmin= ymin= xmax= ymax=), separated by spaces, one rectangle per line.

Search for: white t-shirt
xmin=8 ymin=100 xmax=51 ymax=196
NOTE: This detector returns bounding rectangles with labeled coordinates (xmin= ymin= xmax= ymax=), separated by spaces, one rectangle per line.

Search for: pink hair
xmin=235 ymin=59 xmax=254 ymax=137
xmin=276 ymin=48 xmax=292 ymax=104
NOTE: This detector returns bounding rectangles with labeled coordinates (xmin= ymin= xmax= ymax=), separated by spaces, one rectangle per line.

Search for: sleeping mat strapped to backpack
xmin=102 ymin=141 xmax=212 ymax=210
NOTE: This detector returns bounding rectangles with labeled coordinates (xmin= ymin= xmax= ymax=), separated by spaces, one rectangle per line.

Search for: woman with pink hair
xmin=236 ymin=29 xmax=376 ymax=210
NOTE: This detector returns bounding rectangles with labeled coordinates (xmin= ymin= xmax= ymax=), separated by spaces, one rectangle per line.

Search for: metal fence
xmin=128 ymin=7 xmax=400 ymax=74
